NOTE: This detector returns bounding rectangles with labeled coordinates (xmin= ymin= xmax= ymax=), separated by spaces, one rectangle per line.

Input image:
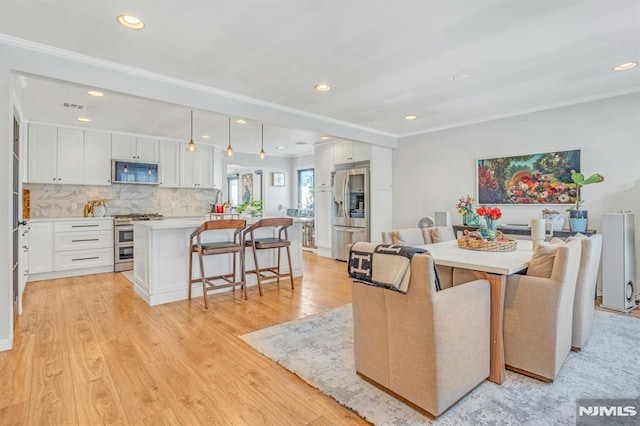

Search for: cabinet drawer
xmin=55 ymin=231 xmax=113 ymax=251
xmin=54 ymin=248 xmax=114 ymax=271
xmin=55 ymin=220 xmax=113 ymax=233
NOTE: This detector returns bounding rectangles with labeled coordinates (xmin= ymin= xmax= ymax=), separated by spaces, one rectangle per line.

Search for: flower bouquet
xmin=475 ymin=205 xmax=502 ymax=240
xmin=456 ymin=195 xmax=480 ymax=226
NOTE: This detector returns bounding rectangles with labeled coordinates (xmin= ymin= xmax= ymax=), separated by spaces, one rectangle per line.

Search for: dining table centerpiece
xmin=456 ymin=195 xmax=480 ymax=226
xmin=475 ymin=205 xmax=502 ymax=240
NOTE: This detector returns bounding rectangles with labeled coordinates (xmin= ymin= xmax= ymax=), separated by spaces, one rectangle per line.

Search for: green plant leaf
xmin=581 ymin=173 xmax=604 ymax=186
xmin=571 ymin=170 xmax=584 ymax=185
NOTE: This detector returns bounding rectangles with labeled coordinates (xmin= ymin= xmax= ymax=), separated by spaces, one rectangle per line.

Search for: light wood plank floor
xmin=2 ymin=252 xmax=637 ymax=425
xmin=1 ymin=252 xmax=368 ymax=425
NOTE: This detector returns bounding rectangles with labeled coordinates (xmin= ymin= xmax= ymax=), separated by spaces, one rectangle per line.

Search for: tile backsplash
xmin=25 ymin=184 xmax=221 ymax=218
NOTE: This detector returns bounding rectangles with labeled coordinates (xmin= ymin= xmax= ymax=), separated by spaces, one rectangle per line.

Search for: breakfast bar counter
xmin=131 ymin=217 xmax=304 ymax=306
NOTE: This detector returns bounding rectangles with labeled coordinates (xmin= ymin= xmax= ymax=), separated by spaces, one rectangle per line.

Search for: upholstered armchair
xmin=571 ymin=234 xmax=603 ymax=350
xmin=503 ymin=239 xmax=582 ymax=382
xmin=351 ymin=252 xmax=490 ymax=418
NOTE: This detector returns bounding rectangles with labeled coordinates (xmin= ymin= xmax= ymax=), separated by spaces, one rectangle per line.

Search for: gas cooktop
xmin=112 ymin=213 xmax=164 ymax=224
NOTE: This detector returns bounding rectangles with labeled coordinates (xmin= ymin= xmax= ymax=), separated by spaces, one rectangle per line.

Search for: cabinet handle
xmin=71 ymin=224 xmax=100 ymax=228
xmin=71 ymin=238 xmax=100 ymax=242
xmin=71 ymin=256 xmax=100 ymax=262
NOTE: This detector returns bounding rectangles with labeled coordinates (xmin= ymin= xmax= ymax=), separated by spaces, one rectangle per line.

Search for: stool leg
xmin=188 ymin=249 xmax=193 ymax=300
xmin=277 ymin=247 xmax=281 ymax=284
xmin=286 ymin=245 xmax=294 ymax=290
xmin=232 ymin=252 xmax=237 ymax=293
xmin=198 ymin=252 xmax=208 ymax=309
xmin=250 ymin=245 xmax=263 ymax=296
xmin=241 ymin=249 xmax=247 ymax=300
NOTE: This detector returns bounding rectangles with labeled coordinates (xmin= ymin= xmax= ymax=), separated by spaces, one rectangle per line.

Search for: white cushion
xmin=393 ymin=229 xmax=426 ymax=246
xmin=526 ymin=238 xmax=564 ymax=278
xmin=430 ymin=226 xmax=456 ymax=243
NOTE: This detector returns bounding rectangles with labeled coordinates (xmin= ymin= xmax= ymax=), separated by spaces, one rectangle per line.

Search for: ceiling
xmin=1 ymin=1 xmax=639 ymax=145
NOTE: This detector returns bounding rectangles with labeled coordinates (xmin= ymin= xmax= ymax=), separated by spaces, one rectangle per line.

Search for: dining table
xmin=419 ymin=239 xmax=534 ymax=385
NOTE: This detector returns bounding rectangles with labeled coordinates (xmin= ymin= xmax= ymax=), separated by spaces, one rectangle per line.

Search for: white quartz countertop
xmin=27 ymin=217 xmax=114 ymax=223
xmin=134 ymin=216 xmax=307 ymax=230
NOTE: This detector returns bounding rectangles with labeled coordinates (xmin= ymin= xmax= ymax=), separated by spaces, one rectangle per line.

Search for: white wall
xmin=394 ymin=92 xmax=640 ymax=291
xmin=0 ymin=51 xmax=11 ymax=349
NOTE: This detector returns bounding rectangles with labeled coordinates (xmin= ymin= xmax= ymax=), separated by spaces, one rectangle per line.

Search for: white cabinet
xmin=84 ymin=131 xmax=112 ymax=185
xmin=314 ymin=188 xmax=332 ymax=251
xmin=112 ymin=134 xmax=159 ymax=162
xmin=53 ymin=220 xmax=113 ymax=271
xmin=28 ymin=124 xmax=84 ymax=184
xmin=179 ymin=144 xmax=214 ymax=188
xmin=159 ymin=141 xmax=180 ymax=188
xmin=333 ymin=140 xmax=370 ymax=164
xmin=314 ymin=143 xmax=334 ymax=189
xmin=27 ymin=221 xmax=54 ymax=274
xmin=369 ymin=145 xmax=393 ymax=244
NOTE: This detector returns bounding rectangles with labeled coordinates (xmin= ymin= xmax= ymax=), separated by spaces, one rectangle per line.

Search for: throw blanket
xmin=348 ymin=242 xmax=441 ymax=294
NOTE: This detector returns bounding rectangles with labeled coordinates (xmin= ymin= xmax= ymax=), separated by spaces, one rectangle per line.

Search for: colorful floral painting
xmin=477 ymin=150 xmax=580 ymax=205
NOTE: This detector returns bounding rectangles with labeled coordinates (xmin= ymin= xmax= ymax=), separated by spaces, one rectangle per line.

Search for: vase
xmin=93 ymin=205 xmax=106 ymax=217
xmin=480 ymin=217 xmax=497 ymax=240
xmin=569 ymin=210 xmax=588 ymax=232
xmin=463 ymin=212 xmax=480 ymax=226
xmin=543 ymin=213 xmax=565 ymax=231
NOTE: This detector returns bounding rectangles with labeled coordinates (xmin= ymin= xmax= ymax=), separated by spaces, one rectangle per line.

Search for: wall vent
xmin=295 ymin=141 xmax=308 ymax=145
xmin=62 ymin=102 xmax=85 ymax=110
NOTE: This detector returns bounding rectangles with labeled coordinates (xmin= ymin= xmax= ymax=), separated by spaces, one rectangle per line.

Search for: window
xmin=298 ymin=168 xmax=314 ymax=215
xmin=227 ymin=174 xmax=239 ymax=206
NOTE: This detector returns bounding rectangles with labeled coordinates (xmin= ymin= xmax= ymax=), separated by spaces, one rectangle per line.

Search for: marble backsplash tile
xmin=25 ymin=184 xmax=221 ymax=218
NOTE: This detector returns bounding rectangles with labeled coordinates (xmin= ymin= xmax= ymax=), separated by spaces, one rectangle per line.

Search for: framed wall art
xmin=241 ymin=173 xmax=253 ymax=203
xmin=272 ymin=172 xmax=285 ymax=187
xmin=477 ymin=149 xmax=580 ymax=205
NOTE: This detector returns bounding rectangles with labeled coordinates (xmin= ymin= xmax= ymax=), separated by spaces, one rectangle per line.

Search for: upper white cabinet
xmin=314 ymin=143 xmax=334 ymax=189
xmin=84 ymin=131 xmax=112 ymax=186
xmin=112 ymin=134 xmax=159 ymax=162
xmin=159 ymin=141 xmax=180 ymax=188
xmin=333 ymin=140 xmax=370 ymax=164
xmin=179 ymin=143 xmax=214 ymax=188
xmin=28 ymin=124 xmax=84 ymax=184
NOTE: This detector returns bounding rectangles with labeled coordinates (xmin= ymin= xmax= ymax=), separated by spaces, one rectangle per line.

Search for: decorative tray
xmin=457 ymin=230 xmax=518 ymax=252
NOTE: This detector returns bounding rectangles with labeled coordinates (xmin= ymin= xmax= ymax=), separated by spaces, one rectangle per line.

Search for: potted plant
xmin=237 ymin=199 xmax=263 ymax=217
xmin=566 ymin=170 xmax=604 ymax=232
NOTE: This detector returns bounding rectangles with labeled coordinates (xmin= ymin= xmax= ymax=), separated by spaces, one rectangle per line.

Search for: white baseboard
xmin=27 ymin=265 xmax=114 ymax=282
xmin=0 ymin=335 xmax=13 ymax=352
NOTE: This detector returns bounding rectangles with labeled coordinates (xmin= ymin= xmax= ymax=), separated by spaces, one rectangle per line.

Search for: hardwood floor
xmin=0 ymin=252 xmax=368 ymax=425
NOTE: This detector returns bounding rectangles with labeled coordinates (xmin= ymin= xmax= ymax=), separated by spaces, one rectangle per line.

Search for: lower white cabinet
xmin=27 ymin=219 xmax=114 ymax=280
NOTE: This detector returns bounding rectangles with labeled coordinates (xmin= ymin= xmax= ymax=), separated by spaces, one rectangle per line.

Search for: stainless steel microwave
xmin=111 ymin=160 xmax=159 ymax=185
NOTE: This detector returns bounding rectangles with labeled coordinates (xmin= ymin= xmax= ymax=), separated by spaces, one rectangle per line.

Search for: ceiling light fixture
xmin=186 ymin=110 xmax=197 ymax=152
xmin=87 ymin=90 xmax=104 ymax=97
xmin=613 ymin=62 xmax=638 ymax=71
xmin=259 ymin=124 xmax=266 ymax=160
xmin=314 ymin=83 xmax=332 ymax=92
xmin=235 ymin=119 xmax=247 ymax=124
xmin=201 ymin=134 xmax=210 ymax=139
xmin=405 ymin=115 xmax=417 ymax=120
xmin=77 ymin=117 xmax=91 ymax=122
xmin=276 ymin=146 xmax=285 ymax=150
xmin=226 ymin=117 xmax=234 ymax=157
xmin=117 ymin=14 xmax=145 ymax=30
xmin=320 ymin=136 xmax=330 ymax=140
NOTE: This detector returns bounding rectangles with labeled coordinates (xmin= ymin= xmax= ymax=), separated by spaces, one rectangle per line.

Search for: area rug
xmin=241 ymin=304 xmax=640 ymax=425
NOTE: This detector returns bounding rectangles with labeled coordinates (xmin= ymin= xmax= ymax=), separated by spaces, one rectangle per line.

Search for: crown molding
xmin=399 ymin=87 xmax=640 ymax=138
xmin=0 ymin=34 xmax=396 ymax=140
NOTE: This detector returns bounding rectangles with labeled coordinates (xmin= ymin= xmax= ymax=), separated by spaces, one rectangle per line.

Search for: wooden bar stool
xmin=188 ymin=219 xmax=246 ymax=309
xmin=243 ymin=217 xmax=295 ymax=296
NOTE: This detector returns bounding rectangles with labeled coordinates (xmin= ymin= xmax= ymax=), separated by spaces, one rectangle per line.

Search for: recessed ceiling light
xmin=276 ymin=146 xmax=285 ymax=150
xmin=613 ymin=62 xmax=637 ymax=71
xmin=405 ymin=115 xmax=417 ymax=120
xmin=235 ymin=119 xmax=247 ymax=124
xmin=117 ymin=14 xmax=145 ymax=30
xmin=453 ymin=74 xmax=471 ymax=81
xmin=77 ymin=117 xmax=91 ymax=122
xmin=87 ymin=90 xmax=104 ymax=97
xmin=320 ymin=136 xmax=330 ymax=140
xmin=314 ymin=84 xmax=332 ymax=92
xmin=201 ymin=135 xmax=210 ymax=139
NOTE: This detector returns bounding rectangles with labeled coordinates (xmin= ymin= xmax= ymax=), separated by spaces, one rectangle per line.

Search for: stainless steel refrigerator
xmin=332 ymin=167 xmax=370 ymax=261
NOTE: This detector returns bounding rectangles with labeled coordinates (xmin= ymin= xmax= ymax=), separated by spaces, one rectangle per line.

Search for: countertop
xmin=27 ymin=217 xmax=114 ymax=223
xmin=134 ymin=216 xmax=308 ymax=230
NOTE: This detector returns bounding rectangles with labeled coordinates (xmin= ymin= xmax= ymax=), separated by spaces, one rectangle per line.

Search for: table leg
xmin=486 ymin=272 xmax=506 ymax=384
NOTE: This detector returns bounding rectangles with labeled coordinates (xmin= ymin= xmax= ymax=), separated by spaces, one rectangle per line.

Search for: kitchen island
xmin=132 ymin=217 xmax=304 ymax=306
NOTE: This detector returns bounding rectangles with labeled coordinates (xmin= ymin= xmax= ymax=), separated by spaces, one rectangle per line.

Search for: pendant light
xmin=186 ymin=110 xmax=196 ymax=152
xmin=259 ymin=124 xmax=266 ymax=160
xmin=226 ymin=117 xmax=234 ymax=157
